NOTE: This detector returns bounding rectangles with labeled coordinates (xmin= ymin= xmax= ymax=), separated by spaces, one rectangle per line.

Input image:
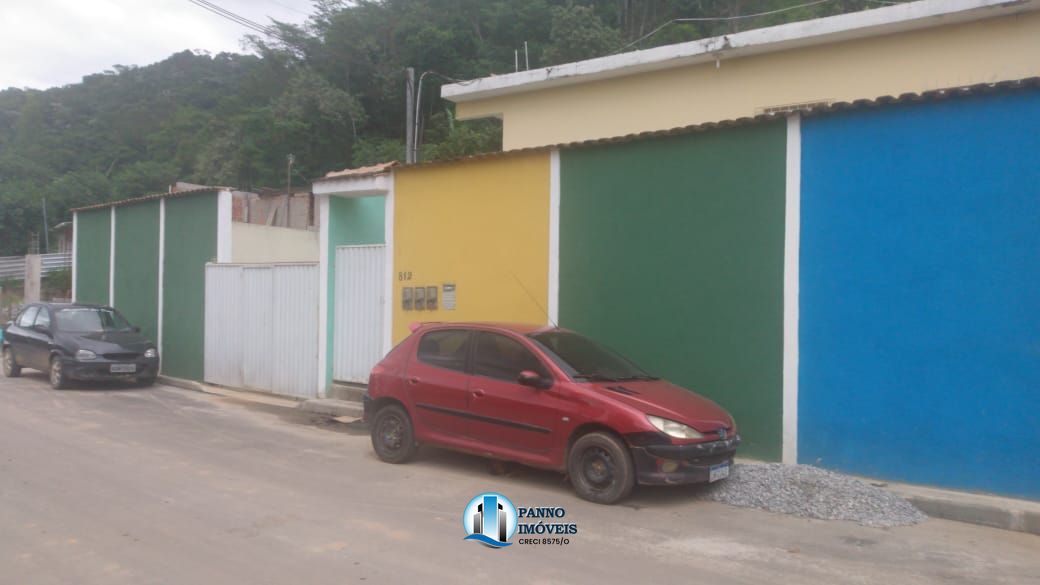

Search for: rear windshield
xmin=55 ymin=308 xmax=131 ymax=333
xmin=528 ymin=330 xmax=654 ymax=381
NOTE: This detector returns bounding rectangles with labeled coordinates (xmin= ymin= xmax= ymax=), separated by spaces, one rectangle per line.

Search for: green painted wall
xmin=162 ymin=192 xmax=218 ymax=380
xmin=559 ymin=122 xmax=787 ymax=460
xmin=113 ymin=201 xmax=160 ymax=343
xmin=325 ymin=195 xmax=385 ymax=387
xmin=74 ymin=209 xmax=111 ymax=305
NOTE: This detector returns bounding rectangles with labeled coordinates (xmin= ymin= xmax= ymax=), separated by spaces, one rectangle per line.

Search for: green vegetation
xmin=0 ymin=0 xmax=904 ymax=255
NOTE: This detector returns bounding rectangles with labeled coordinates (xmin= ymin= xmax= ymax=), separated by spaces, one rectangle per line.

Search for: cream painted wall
xmin=457 ymin=12 xmax=1040 ymax=150
xmin=230 ymin=222 xmax=318 ymax=263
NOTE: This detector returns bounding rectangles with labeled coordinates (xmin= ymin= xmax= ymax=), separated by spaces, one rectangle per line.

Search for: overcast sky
xmin=0 ymin=0 xmax=316 ymax=90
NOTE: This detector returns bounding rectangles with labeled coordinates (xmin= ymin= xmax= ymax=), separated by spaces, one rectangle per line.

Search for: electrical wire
xmin=187 ymin=0 xmax=269 ymax=35
xmin=190 ymin=0 xmax=276 ymax=34
xmin=620 ymin=0 xmax=835 ymax=51
xmin=264 ymin=0 xmax=310 ymax=17
xmin=185 ymin=0 xmax=287 ymax=42
xmin=411 ymin=70 xmax=476 ymax=159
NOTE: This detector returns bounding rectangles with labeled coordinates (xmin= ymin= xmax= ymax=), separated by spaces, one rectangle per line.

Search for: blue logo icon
xmin=462 ymin=492 xmax=518 ymax=548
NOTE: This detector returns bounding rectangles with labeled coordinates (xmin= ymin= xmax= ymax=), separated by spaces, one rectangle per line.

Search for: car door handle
xmin=471 ymin=388 xmax=485 ymax=398
xmin=408 ymin=376 xmax=421 ymax=385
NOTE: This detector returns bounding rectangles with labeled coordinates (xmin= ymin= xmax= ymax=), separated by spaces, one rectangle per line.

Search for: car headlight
xmin=76 ymin=349 xmax=97 ymax=360
xmin=646 ymin=414 xmax=704 ymax=439
xmin=144 ymin=348 xmax=158 ymax=359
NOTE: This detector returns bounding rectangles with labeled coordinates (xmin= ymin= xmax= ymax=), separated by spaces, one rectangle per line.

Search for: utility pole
xmin=405 ymin=68 xmax=416 ymax=163
xmin=41 ymin=197 xmax=50 ymax=253
xmin=285 ymin=153 xmax=295 ymax=227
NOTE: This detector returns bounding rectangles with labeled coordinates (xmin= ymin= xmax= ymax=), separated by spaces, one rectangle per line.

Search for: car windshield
xmin=55 ymin=307 xmax=132 ymax=333
xmin=528 ymin=330 xmax=656 ymax=382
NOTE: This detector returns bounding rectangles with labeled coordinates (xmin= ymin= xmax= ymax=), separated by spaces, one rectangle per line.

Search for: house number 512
xmin=398 ymin=271 xmax=413 ymax=281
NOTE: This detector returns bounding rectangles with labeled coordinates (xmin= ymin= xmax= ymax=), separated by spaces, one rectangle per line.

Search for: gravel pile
xmin=697 ymin=462 xmax=927 ymax=527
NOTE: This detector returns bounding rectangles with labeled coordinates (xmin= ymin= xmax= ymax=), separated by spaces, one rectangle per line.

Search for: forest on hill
xmin=0 ymin=0 xmax=901 ymax=255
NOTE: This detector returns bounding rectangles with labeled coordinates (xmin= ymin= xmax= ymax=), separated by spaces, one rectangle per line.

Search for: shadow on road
xmin=16 ymin=371 xmax=159 ymax=393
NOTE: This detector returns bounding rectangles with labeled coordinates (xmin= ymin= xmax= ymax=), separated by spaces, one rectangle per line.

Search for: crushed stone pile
xmin=697 ymin=463 xmax=927 ymax=527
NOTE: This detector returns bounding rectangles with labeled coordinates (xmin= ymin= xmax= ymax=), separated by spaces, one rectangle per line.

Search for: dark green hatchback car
xmin=2 ymin=303 xmax=159 ymax=389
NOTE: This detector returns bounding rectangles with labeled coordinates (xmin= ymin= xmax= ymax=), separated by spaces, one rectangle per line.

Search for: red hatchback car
xmin=364 ymin=323 xmax=740 ymax=504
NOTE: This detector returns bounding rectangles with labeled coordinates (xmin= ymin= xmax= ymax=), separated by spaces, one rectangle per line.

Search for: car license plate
xmin=709 ymin=462 xmax=730 ymax=483
xmin=110 ymin=364 xmax=137 ymax=374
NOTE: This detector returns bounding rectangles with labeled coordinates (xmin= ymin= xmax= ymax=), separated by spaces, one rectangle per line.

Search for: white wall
xmin=230 ymin=223 xmax=318 ymax=264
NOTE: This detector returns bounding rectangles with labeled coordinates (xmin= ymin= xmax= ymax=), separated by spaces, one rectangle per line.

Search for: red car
xmin=364 ymin=323 xmax=739 ymax=504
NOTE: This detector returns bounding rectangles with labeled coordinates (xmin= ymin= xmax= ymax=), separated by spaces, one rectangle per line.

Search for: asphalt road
xmin=1 ymin=373 xmax=1037 ymax=585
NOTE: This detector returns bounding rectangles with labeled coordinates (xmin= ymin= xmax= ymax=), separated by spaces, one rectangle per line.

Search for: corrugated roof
xmin=314 ymin=161 xmax=399 ymax=182
xmin=396 ymin=77 xmax=1040 ymax=171
xmin=70 ymin=186 xmax=229 ymax=213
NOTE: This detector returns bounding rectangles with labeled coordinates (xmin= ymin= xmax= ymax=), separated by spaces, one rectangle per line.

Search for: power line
xmin=187 ymin=0 xmax=269 ymax=35
xmin=620 ymin=0 xmax=835 ymax=51
xmin=192 ymin=0 xmax=277 ymax=34
xmin=185 ymin=0 xmax=286 ymax=42
xmin=264 ymin=0 xmax=310 ymax=17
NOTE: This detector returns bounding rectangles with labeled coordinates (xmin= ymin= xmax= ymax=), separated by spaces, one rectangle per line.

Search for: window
xmin=472 ymin=332 xmax=549 ymax=382
xmin=55 ymin=308 xmax=131 ymax=333
xmin=529 ymin=330 xmax=654 ymax=381
xmin=417 ymin=330 xmax=471 ymax=372
xmin=34 ymin=308 xmax=50 ymax=329
xmin=17 ymin=306 xmax=39 ymax=328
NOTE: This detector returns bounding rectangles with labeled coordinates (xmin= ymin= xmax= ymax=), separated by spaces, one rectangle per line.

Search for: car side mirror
xmin=34 ymin=324 xmax=51 ymax=335
xmin=518 ymin=370 xmax=551 ymax=390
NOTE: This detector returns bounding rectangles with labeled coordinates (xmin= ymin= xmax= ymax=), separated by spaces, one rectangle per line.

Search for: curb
xmin=734 ymin=457 xmax=1040 ymax=535
xmin=298 ymin=398 xmax=364 ymax=419
xmin=156 ymin=375 xmax=207 ymax=393
xmin=884 ymin=482 xmax=1040 ymax=536
xmin=157 ymin=376 xmax=302 ymax=410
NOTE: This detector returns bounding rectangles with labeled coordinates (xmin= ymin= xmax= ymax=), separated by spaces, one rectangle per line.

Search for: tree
xmin=543 ymin=4 xmax=624 ymax=65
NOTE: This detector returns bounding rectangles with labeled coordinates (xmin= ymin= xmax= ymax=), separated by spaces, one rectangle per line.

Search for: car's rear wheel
xmin=568 ymin=432 xmax=636 ymax=504
xmin=2 ymin=347 xmax=21 ymax=377
xmin=49 ymin=357 xmax=68 ymax=390
xmin=370 ymin=404 xmax=417 ymax=463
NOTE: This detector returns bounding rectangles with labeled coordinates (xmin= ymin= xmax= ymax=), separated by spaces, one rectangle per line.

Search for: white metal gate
xmin=204 ymin=263 xmax=319 ymax=398
xmin=333 ymin=245 xmax=386 ymax=384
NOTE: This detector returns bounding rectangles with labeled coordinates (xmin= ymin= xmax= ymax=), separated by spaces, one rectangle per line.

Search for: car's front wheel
xmin=49 ymin=357 xmax=68 ymax=390
xmin=136 ymin=374 xmax=157 ymax=387
xmin=2 ymin=347 xmax=21 ymax=377
xmin=370 ymin=404 xmax=417 ymax=463
xmin=568 ymin=432 xmax=636 ymax=504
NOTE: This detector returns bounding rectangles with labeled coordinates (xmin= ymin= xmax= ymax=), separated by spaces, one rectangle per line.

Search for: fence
xmin=203 ymin=263 xmax=319 ymax=399
xmin=0 ymin=253 xmax=72 ymax=280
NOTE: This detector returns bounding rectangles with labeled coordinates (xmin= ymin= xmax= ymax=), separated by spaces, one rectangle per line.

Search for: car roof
xmin=34 ymin=302 xmax=110 ymax=310
xmin=415 ymin=322 xmax=564 ymax=336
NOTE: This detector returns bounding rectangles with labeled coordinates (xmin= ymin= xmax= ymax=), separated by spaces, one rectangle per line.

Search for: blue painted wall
xmin=799 ymin=89 xmax=1040 ymax=499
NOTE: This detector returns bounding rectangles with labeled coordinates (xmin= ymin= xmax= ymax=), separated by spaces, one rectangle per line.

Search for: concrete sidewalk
xmin=159 ymin=375 xmax=1040 ymax=537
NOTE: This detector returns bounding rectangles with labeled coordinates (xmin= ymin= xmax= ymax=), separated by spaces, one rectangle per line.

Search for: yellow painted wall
xmin=392 ymin=152 xmax=549 ymax=342
xmin=231 ymin=222 xmax=318 ymax=263
xmin=457 ymin=11 xmax=1040 ymax=149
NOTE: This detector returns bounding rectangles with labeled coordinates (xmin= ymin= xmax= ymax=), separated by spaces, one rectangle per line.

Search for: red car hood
xmin=590 ymin=379 xmax=733 ymax=432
